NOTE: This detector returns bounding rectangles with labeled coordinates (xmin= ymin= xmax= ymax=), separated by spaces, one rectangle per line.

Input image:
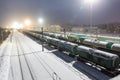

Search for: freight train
xmin=29 ymin=31 xmax=120 ymax=56
xmin=23 ymin=31 xmax=120 ymax=71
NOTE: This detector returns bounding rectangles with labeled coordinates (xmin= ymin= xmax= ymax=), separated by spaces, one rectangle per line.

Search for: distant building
xmin=71 ymin=25 xmax=98 ymax=34
xmin=72 ymin=27 xmax=85 ymax=33
xmin=27 ymin=24 xmax=62 ymax=32
xmin=46 ymin=25 xmax=62 ymax=32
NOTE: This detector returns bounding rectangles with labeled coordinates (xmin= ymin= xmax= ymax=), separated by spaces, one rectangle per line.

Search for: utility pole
xmin=41 ymin=27 xmax=44 ymax=51
xmin=63 ymin=28 xmax=66 ymax=38
xmin=10 ymin=30 xmax=13 ymax=42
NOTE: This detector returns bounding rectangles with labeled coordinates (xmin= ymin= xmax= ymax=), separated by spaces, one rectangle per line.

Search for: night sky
xmin=0 ymin=0 xmax=120 ymax=26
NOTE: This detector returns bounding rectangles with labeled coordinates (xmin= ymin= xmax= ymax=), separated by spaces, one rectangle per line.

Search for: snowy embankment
xmin=0 ymin=36 xmax=12 ymax=80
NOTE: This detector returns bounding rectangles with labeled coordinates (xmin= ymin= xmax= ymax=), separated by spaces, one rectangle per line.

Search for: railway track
xmin=23 ymin=34 xmax=104 ymax=80
xmin=15 ymin=37 xmax=24 ymax=80
xmin=15 ymin=36 xmax=35 ymax=80
xmin=20 ymin=34 xmax=62 ymax=80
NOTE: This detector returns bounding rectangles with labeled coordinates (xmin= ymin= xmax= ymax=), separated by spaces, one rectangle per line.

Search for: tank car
xmin=75 ymin=46 xmax=120 ymax=70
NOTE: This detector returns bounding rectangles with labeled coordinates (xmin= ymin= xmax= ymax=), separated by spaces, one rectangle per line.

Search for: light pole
xmin=90 ymin=2 xmax=93 ymax=34
xmin=84 ymin=0 xmax=98 ymax=34
xmin=38 ymin=18 xmax=44 ymax=51
xmin=1 ymin=30 xmax=3 ymax=43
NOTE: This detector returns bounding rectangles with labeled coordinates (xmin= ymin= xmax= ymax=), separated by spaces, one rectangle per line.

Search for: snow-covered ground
xmin=0 ymin=35 xmax=12 ymax=80
xmin=0 ymin=31 xmax=116 ymax=80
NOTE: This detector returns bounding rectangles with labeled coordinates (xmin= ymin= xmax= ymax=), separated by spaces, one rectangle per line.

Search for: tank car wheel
xmin=77 ymin=57 xmax=86 ymax=62
xmin=58 ymin=48 xmax=63 ymax=52
xmin=69 ymin=54 xmax=75 ymax=58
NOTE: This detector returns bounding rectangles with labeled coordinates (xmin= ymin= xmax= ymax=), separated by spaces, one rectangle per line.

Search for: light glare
xmin=38 ymin=18 xmax=44 ymax=24
xmin=19 ymin=24 xmax=23 ymax=29
xmin=84 ymin=0 xmax=98 ymax=4
xmin=11 ymin=22 xmax=23 ymax=29
xmin=24 ymin=19 xmax=31 ymax=26
xmin=12 ymin=22 xmax=19 ymax=29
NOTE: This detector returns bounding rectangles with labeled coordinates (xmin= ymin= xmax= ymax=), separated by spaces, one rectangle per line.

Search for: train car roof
xmin=64 ymin=41 xmax=78 ymax=46
xmin=77 ymin=46 xmax=118 ymax=59
xmin=94 ymin=41 xmax=108 ymax=44
xmin=56 ymin=39 xmax=65 ymax=42
xmin=84 ymin=39 xmax=110 ymax=45
xmin=44 ymin=36 xmax=52 ymax=39
xmin=78 ymin=46 xmax=91 ymax=49
xmin=94 ymin=49 xmax=118 ymax=58
xmin=84 ymin=39 xmax=94 ymax=41
xmin=52 ymin=38 xmax=61 ymax=41
xmin=77 ymin=46 xmax=92 ymax=52
xmin=112 ymin=43 xmax=120 ymax=47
